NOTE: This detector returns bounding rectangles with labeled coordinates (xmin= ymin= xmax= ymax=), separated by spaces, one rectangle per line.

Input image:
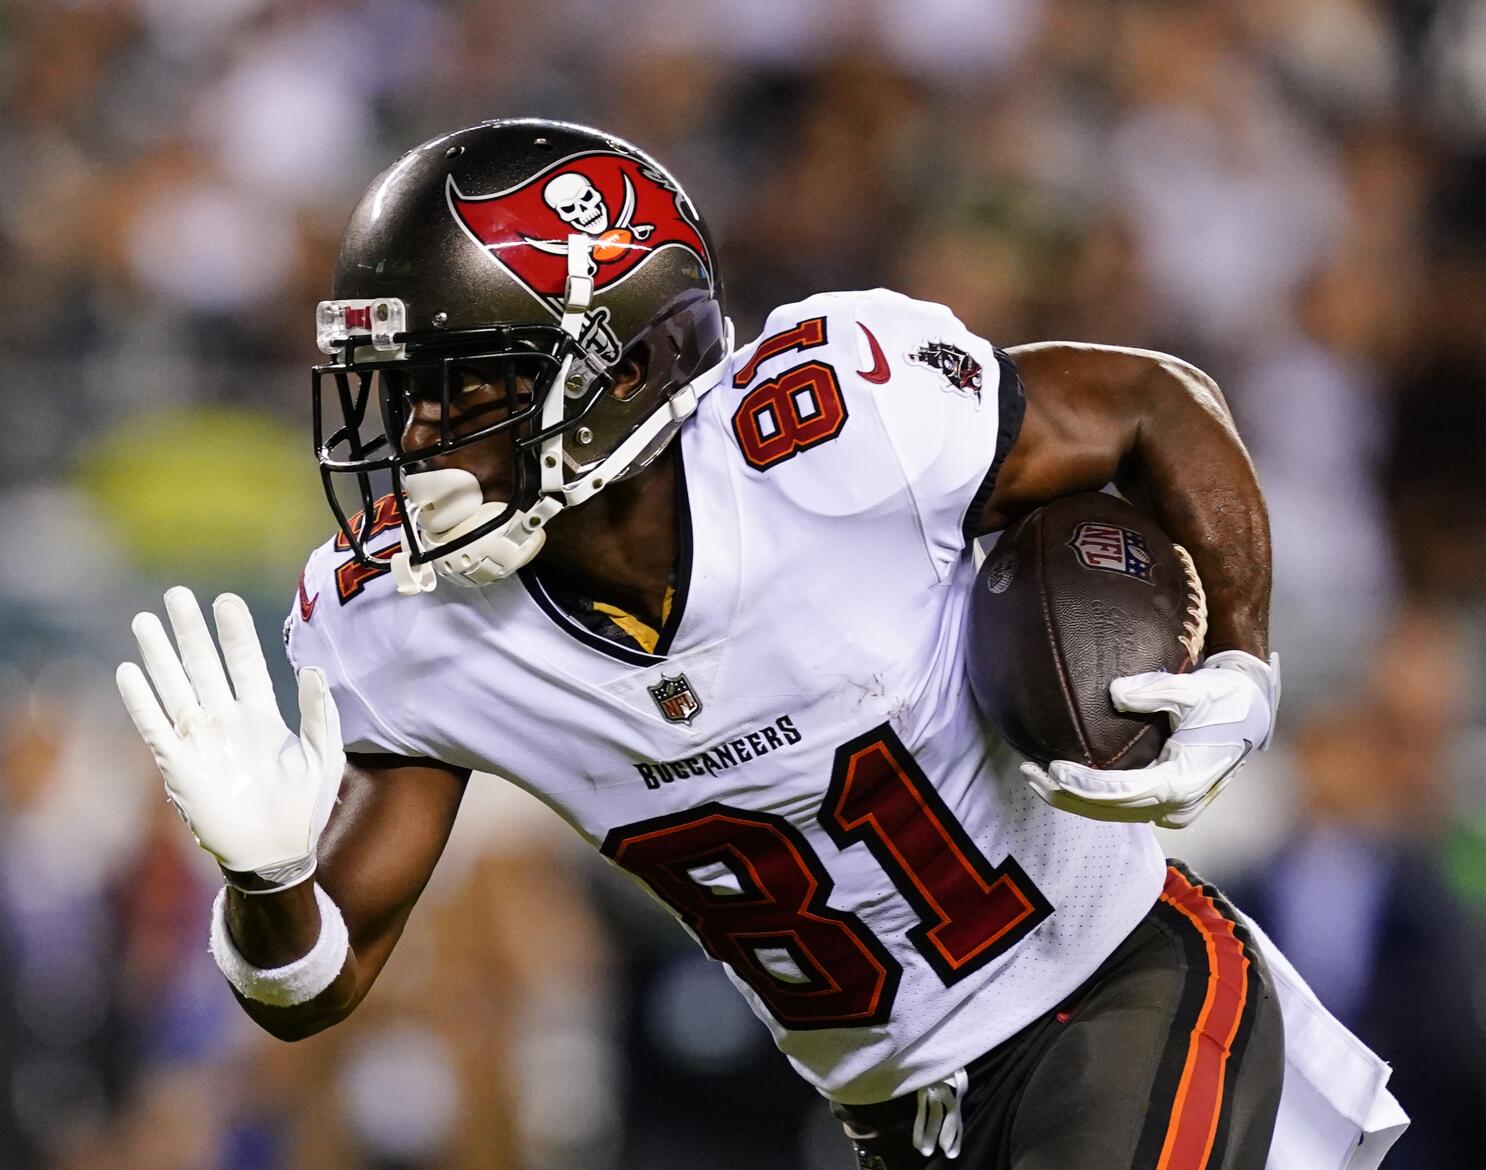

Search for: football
xmin=966 ymin=492 xmax=1207 ymax=769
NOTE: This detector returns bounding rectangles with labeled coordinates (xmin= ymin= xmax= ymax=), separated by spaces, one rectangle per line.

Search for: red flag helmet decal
xmin=448 ymin=151 xmax=713 ymax=304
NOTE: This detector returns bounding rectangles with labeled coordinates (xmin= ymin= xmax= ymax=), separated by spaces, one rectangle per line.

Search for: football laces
xmin=1171 ymin=543 xmax=1208 ymax=666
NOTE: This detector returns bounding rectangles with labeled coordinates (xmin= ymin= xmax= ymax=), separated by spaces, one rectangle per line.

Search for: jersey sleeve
xmin=732 ymin=289 xmax=1024 ymax=578
xmin=847 ymin=290 xmax=1024 ymax=572
xmin=282 ymin=540 xmax=422 ymax=758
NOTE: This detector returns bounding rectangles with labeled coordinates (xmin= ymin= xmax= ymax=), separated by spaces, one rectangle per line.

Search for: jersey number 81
xmin=603 ymin=725 xmax=1053 ymax=1030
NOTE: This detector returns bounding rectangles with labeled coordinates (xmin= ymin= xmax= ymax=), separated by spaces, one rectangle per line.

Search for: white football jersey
xmin=286 ymin=288 xmax=1167 ymax=1104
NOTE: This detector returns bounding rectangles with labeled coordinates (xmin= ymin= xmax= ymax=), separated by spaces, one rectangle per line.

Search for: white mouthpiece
xmin=393 ymin=468 xmax=554 ymax=593
xmin=401 ymin=468 xmax=490 ymax=538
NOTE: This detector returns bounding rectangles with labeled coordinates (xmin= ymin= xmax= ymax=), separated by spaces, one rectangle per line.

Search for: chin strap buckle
xmin=669 ymin=383 xmax=698 ymax=420
xmin=391 ymin=549 xmax=438 ymax=596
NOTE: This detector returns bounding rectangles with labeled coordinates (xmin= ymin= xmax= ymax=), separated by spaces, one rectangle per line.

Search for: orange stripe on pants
xmin=1154 ymin=866 xmax=1253 ymax=1170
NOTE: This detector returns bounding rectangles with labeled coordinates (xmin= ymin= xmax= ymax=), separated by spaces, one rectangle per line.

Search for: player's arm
xmin=975 ymin=342 xmax=1278 ymax=828
xmin=222 ymin=751 xmax=467 ymax=1040
xmin=976 ymin=342 xmax=1269 ymax=658
xmin=116 ymin=587 xmax=468 ymax=1039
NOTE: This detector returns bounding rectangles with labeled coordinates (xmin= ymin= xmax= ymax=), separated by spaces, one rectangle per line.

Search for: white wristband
xmin=209 ymin=882 xmax=350 ymax=1007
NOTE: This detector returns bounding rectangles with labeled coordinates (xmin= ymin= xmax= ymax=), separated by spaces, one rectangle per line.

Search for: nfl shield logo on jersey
xmin=1068 ymin=521 xmax=1155 ymax=582
xmin=648 ymin=674 xmax=703 ymax=724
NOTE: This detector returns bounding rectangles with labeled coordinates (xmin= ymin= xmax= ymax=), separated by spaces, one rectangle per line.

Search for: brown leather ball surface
xmin=966 ymin=492 xmax=1204 ymax=769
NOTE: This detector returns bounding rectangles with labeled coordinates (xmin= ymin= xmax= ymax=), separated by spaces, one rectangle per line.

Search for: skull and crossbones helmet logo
xmin=543 ymin=171 xmax=609 ymax=234
xmin=315 ymin=121 xmax=729 ymax=595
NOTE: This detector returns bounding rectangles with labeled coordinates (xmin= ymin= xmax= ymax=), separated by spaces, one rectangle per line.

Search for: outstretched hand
xmin=116 ymin=587 xmax=344 ymax=889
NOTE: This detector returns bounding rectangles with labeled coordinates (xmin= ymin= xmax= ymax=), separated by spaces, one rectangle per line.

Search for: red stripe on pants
xmin=1155 ymin=866 xmax=1252 ymax=1170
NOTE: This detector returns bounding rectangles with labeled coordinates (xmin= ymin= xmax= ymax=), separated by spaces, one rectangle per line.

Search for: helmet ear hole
xmin=610 ymin=352 xmax=648 ymax=402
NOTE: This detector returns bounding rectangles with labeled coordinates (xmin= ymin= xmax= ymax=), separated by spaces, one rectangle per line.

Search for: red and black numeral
xmin=602 ymin=802 xmax=900 ymax=1030
xmin=335 ymin=542 xmax=399 ymax=605
xmin=605 ymin=730 xmax=1055 ymax=1030
xmin=731 ymin=319 xmax=848 ymax=472
xmin=733 ymin=362 xmax=849 ymax=472
xmin=824 ymin=725 xmax=1053 ymax=985
xmin=333 ymin=493 xmax=402 ymax=604
xmin=335 ymin=493 xmax=402 ymax=551
xmin=732 ymin=317 xmax=827 ymax=388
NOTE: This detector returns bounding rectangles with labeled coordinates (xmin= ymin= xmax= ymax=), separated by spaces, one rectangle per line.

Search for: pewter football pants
xmin=831 ymin=861 xmax=1285 ymax=1170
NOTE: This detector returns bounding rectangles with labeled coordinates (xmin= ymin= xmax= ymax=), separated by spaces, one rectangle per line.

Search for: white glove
xmin=116 ymin=587 xmax=344 ymax=890
xmin=1020 ymin=650 xmax=1279 ymax=829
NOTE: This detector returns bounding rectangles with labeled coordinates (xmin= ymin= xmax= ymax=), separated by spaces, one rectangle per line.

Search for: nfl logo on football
xmin=1068 ymin=521 xmax=1155 ymax=582
xmin=648 ymin=674 xmax=703 ymax=724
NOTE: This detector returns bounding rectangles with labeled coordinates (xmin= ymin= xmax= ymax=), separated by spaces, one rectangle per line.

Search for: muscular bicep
xmin=975 ymin=342 xmax=1232 ymax=534
xmin=972 ymin=340 xmax=1266 ymax=653
xmin=317 ymin=751 xmax=469 ymax=986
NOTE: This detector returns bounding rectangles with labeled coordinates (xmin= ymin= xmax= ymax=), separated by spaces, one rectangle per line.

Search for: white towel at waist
xmin=1243 ymin=913 xmax=1409 ymax=1170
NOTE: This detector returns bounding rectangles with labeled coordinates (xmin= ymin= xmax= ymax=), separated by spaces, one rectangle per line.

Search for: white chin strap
xmin=389 ymin=330 xmax=733 ymax=596
xmin=391 ymin=234 xmax=733 ymax=594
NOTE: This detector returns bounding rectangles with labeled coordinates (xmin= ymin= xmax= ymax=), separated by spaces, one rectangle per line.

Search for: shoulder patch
xmin=907 ymin=340 xmax=983 ymax=405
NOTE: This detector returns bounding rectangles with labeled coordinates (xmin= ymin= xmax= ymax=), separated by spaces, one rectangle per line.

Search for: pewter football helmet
xmin=313 ymin=118 xmax=730 ymax=591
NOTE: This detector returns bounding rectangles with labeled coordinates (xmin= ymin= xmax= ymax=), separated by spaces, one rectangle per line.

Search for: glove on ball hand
xmin=1021 ymin=650 xmax=1279 ymax=829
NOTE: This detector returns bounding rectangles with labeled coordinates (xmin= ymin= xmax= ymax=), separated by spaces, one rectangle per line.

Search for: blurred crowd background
xmin=4 ymin=0 xmax=1486 ymax=1167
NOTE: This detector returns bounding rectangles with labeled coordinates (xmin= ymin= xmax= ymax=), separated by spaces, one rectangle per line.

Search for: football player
xmin=117 ymin=121 xmax=1403 ymax=1169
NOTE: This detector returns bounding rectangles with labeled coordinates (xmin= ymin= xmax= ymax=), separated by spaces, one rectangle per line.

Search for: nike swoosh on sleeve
xmin=856 ymin=322 xmax=891 ymax=384
xmin=298 ymin=571 xmax=319 ymax=622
